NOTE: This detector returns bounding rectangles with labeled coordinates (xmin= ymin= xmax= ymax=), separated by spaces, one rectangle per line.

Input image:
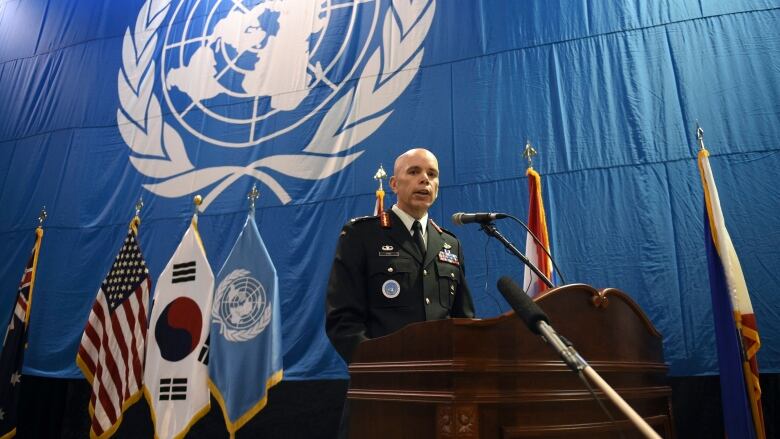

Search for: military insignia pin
xmin=381 ymin=280 xmax=401 ymax=298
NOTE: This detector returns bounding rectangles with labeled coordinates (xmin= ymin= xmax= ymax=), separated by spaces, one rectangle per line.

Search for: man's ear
xmin=389 ymin=176 xmax=397 ymax=193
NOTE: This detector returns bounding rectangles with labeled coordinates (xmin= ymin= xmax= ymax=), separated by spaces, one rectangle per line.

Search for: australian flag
xmin=0 ymin=227 xmax=43 ymax=438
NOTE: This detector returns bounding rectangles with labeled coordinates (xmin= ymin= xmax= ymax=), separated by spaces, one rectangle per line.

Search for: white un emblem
xmin=213 ymin=269 xmax=271 ymax=342
xmin=119 ymin=0 xmax=435 ymax=210
xmin=161 ymin=0 xmax=355 ymax=147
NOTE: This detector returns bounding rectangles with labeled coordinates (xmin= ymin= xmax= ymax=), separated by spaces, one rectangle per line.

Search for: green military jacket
xmin=326 ymin=210 xmax=475 ymax=363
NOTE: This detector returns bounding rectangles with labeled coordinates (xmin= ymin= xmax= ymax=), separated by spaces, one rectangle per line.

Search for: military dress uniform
xmin=325 ymin=210 xmax=475 ymax=363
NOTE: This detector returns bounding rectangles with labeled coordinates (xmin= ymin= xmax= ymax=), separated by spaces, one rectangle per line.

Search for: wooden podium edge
xmin=453 ymin=283 xmax=662 ymax=338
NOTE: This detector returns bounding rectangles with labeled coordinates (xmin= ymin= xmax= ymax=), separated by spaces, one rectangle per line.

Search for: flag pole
xmin=520 ymin=139 xmax=558 ymax=295
xmin=697 ymin=123 xmax=766 ymax=439
xmin=247 ymin=183 xmax=260 ymax=217
xmin=374 ymin=164 xmax=389 ymax=227
xmin=27 ymin=207 xmax=47 ymax=327
xmin=38 ymin=206 xmax=47 ymax=228
xmin=696 ymin=123 xmax=706 ymax=152
xmin=193 ymin=194 xmax=202 ymax=227
xmin=523 ymin=139 xmax=537 ymax=169
xmin=131 ymin=196 xmax=143 ymax=233
xmin=373 ymin=164 xmax=387 ymax=192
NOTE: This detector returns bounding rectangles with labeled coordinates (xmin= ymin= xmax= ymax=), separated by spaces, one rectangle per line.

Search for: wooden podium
xmin=347 ymin=284 xmax=674 ymax=438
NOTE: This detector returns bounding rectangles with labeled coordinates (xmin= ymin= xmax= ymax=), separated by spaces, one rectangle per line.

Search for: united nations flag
xmin=209 ymin=212 xmax=282 ymax=436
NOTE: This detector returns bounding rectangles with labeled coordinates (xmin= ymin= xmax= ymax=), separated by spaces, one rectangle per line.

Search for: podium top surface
xmin=351 ymin=284 xmax=665 ymax=368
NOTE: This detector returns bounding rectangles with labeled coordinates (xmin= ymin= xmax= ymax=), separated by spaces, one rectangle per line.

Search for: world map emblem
xmin=118 ymin=0 xmax=436 ymax=210
xmin=212 ymin=269 xmax=270 ymax=342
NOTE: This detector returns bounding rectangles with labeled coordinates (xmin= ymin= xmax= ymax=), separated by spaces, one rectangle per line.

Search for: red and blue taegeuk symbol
xmin=154 ymin=297 xmax=202 ymax=362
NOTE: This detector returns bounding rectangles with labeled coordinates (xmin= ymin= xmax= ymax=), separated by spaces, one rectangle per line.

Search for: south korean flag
xmin=143 ymin=216 xmax=214 ymax=439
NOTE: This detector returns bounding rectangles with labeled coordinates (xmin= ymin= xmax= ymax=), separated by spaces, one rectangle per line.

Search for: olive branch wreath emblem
xmin=212 ymin=269 xmax=270 ymax=342
xmin=118 ymin=0 xmax=435 ymax=211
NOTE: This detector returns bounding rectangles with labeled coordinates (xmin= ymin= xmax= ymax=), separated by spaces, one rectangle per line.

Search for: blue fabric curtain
xmin=1 ymin=0 xmax=778 ymax=379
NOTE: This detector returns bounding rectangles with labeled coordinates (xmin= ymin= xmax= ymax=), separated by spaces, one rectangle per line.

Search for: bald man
xmin=325 ymin=148 xmax=475 ymax=364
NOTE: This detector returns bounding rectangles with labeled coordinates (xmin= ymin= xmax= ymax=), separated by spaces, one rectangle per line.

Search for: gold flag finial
xmin=523 ymin=139 xmax=537 ymax=168
xmin=38 ymin=206 xmax=47 ymax=226
xmin=193 ymin=194 xmax=203 ymax=218
xmin=191 ymin=194 xmax=203 ymax=226
xmin=373 ymin=164 xmax=387 ymax=191
xmin=248 ymin=183 xmax=260 ymax=214
xmin=130 ymin=196 xmax=144 ymax=232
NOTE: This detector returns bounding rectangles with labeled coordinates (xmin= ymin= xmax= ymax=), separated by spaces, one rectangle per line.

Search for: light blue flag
xmin=209 ymin=213 xmax=283 ymax=436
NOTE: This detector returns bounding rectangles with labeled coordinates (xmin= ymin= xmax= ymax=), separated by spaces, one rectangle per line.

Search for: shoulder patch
xmin=429 ymin=219 xmax=457 ymax=238
xmin=349 ymin=215 xmax=378 ymax=224
xmin=429 ymin=219 xmax=443 ymax=234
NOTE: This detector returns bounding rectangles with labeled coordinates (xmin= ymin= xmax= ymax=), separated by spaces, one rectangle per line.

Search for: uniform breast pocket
xmin=367 ymin=257 xmax=417 ymax=308
xmin=436 ymin=261 xmax=460 ymax=309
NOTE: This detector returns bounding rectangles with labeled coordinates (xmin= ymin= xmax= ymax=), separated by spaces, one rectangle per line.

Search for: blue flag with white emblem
xmin=209 ymin=212 xmax=282 ymax=435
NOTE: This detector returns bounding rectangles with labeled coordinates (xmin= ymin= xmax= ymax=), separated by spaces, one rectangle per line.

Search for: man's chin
xmin=410 ymin=201 xmax=433 ymax=213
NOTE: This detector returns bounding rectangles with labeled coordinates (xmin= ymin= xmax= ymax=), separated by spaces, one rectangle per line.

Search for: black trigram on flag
xmin=172 ymin=261 xmax=196 ymax=284
xmin=198 ymin=335 xmax=209 ymax=365
xmin=159 ymin=378 xmax=188 ymax=401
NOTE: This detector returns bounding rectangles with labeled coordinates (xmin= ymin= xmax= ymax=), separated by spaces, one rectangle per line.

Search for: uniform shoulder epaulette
xmin=348 ymin=215 xmax=378 ymax=224
xmin=429 ymin=219 xmax=456 ymax=238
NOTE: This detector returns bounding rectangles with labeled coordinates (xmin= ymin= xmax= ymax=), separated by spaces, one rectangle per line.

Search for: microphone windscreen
xmin=451 ymin=212 xmax=464 ymax=225
xmin=497 ymin=276 xmax=549 ymax=334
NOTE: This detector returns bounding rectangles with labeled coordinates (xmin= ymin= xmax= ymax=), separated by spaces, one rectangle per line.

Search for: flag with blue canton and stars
xmin=77 ymin=218 xmax=151 ymax=439
xmin=0 ymin=227 xmax=43 ymax=439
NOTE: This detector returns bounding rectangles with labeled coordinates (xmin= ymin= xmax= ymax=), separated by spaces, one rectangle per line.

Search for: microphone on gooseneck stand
xmin=452 ymin=211 xmax=567 ymax=289
xmin=496 ymin=276 xmax=662 ymax=439
xmin=450 ymin=212 xmax=509 ymax=225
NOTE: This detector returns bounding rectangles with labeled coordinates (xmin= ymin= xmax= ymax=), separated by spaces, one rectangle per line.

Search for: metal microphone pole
xmin=536 ymin=322 xmax=662 ymax=439
xmin=480 ymin=222 xmax=554 ymax=288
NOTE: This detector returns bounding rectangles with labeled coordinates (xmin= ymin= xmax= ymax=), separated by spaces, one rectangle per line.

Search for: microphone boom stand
xmin=536 ymin=321 xmax=662 ymax=439
xmin=480 ymin=222 xmax=554 ymax=288
xmin=483 ymin=224 xmax=663 ymax=439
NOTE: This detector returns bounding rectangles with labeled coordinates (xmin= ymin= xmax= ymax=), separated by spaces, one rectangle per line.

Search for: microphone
xmin=496 ymin=276 xmax=549 ymax=335
xmin=495 ymin=276 xmax=663 ymax=439
xmin=451 ymin=212 xmax=508 ymax=225
xmin=496 ymin=276 xmax=581 ymax=370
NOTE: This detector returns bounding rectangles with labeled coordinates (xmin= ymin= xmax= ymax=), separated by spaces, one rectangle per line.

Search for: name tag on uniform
xmin=438 ymin=249 xmax=460 ymax=266
xmin=379 ymin=244 xmax=398 ymax=257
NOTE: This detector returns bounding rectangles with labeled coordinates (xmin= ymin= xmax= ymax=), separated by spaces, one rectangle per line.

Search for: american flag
xmin=0 ymin=227 xmax=43 ymax=438
xmin=76 ymin=222 xmax=150 ymax=439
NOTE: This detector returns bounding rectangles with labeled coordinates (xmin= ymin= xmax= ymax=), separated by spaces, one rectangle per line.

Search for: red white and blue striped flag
xmin=77 ymin=218 xmax=151 ymax=439
xmin=698 ymin=148 xmax=765 ymax=439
